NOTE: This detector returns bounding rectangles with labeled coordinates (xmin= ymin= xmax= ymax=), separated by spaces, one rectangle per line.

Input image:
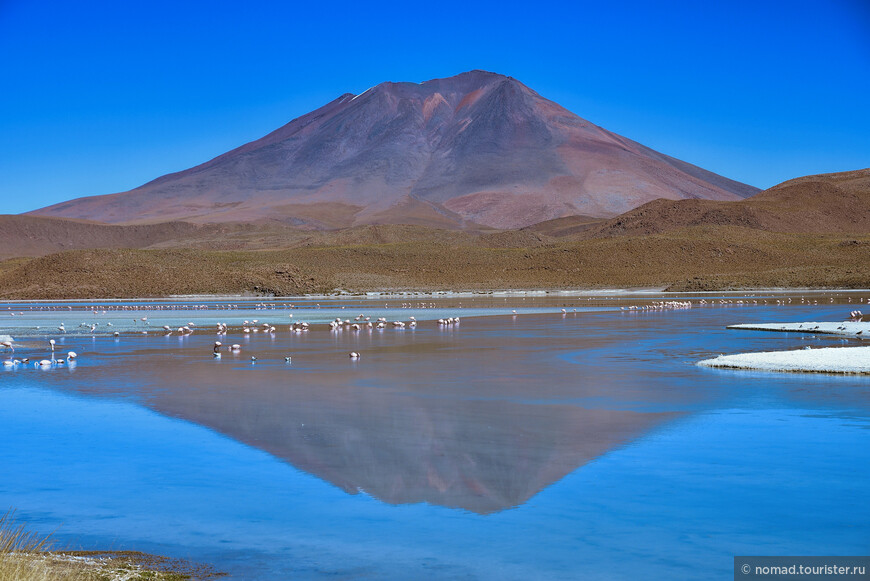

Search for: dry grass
xmin=0 ymin=510 xmax=61 ymax=581
xmin=0 ymin=225 xmax=868 ymax=299
xmin=0 ymin=511 xmax=218 ymax=581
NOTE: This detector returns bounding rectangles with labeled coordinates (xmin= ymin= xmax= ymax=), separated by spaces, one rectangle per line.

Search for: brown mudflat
xmin=57 ymin=551 xmax=225 ymax=580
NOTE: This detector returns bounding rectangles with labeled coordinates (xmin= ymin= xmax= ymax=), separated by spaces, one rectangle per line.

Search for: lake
xmin=1 ymin=292 xmax=869 ymax=580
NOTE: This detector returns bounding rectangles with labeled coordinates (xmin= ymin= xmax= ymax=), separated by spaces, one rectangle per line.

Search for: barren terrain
xmin=3 ymin=169 xmax=867 ymax=299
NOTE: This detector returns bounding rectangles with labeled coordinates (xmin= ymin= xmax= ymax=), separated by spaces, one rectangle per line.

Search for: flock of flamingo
xmin=7 ymin=301 xmax=443 ymax=316
xmin=204 ymin=314 xmax=459 ymax=362
xmin=0 ymin=312 xmax=462 ymax=368
xmin=1 ymin=337 xmax=77 ymax=369
xmin=2 ymin=295 xmax=868 ymax=370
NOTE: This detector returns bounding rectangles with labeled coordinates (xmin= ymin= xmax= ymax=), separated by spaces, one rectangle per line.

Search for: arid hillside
xmin=3 ymin=169 xmax=867 ymax=298
xmin=576 ymin=168 xmax=870 ymax=238
xmin=0 ymin=215 xmax=203 ymax=259
xmin=0 ymin=215 xmax=507 ymax=260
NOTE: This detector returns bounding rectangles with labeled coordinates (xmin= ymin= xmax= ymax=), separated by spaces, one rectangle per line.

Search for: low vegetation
xmin=0 ymin=225 xmax=867 ymax=299
xmin=0 ymin=511 xmax=220 ymax=581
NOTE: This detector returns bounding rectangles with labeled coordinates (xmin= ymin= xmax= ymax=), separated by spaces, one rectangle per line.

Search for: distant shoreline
xmin=0 ymin=287 xmax=869 ymax=303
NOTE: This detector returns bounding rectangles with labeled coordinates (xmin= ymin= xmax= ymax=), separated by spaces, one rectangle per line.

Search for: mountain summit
xmin=31 ymin=70 xmax=758 ymax=229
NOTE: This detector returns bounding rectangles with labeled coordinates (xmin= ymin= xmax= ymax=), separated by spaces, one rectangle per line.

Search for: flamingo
xmin=213 ymin=341 xmax=222 ymax=358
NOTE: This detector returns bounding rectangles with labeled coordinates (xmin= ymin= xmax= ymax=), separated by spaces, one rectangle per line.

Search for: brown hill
xmin=29 ymin=70 xmax=757 ymax=229
xmin=581 ymin=168 xmax=870 ymax=238
xmin=0 ymin=215 xmax=311 ymax=259
xmin=0 ymin=215 xmax=201 ymax=259
xmin=522 ymin=214 xmax=606 ymax=237
xmin=0 ymin=214 xmax=504 ymax=260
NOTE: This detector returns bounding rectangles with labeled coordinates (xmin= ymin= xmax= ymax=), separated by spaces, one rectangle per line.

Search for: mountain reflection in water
xmin=45 ymin=312 xmax=679 ymax=514
xmin=155 ymin=386 xmax=671 ymax=514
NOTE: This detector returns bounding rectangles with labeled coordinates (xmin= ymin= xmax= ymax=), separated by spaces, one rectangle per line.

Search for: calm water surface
xmin=1 ymin=293 xmax=868 ymax=579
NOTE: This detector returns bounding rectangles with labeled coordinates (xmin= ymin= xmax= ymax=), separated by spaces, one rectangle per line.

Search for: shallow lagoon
xmin=1 ymin=292 xmax=869 ymax=579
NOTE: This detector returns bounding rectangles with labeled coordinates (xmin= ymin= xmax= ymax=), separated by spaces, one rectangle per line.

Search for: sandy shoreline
xmin=2 ymin=550 xmax=223 ymax=580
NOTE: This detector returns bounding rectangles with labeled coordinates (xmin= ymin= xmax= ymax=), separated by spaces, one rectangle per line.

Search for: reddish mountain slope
xmin=30 ymin=70 xmax=758 ymax=229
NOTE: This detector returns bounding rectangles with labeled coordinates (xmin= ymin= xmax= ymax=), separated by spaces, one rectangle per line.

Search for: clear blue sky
xmin=1 ymin=0 xmax=868 ymax=214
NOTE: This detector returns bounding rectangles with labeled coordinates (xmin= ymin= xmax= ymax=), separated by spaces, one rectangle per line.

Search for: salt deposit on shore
xmin=698 ymin=346 xmax=870 ymax=374
xmin=727 ymin=321 xmax=869 ymax=338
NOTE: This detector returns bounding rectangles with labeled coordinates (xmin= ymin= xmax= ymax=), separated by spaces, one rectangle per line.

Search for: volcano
xmin=30 ymin=70 xmax=758 ymax=229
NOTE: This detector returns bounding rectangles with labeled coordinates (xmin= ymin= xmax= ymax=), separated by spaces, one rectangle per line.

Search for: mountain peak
xmin=426 ymin=69 xmax=509 ymax=84
xmin=353 ymin=70 xmax=517 ymax=103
